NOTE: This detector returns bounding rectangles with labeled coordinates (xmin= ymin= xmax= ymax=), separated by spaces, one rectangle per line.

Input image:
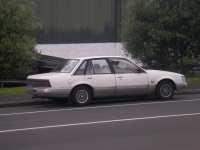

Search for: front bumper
xmin=176 ymin=82 xmax=187 ymax=91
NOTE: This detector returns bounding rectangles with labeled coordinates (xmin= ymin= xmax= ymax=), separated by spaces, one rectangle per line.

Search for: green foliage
xmin=0 ymin=86 xmax=25 ymax=95
xmin=0 ymin=0 xmax=42 ymax=81
xmin=121 ymin=0 xmax=200 ymax=73
xmin=186 ymin=77 xmax=200 ymax=83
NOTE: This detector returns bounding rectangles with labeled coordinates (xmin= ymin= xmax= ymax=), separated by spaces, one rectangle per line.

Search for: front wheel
xmin=156 ymin=81 xmax=175 ymax=100
xmin=72 ymin=86 xmax=92 ymax=106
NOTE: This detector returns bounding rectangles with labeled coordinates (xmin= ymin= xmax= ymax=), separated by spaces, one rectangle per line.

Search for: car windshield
xmin=52 ymin=59 xmax=79 ymax=73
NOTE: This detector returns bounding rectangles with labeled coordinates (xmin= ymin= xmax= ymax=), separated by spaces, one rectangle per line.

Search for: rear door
xmin=84 ymin=59 xmax=116 ymax=97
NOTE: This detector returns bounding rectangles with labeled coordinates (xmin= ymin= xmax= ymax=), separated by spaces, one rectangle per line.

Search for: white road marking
xmin=1 ymin=99 xmax=200 ymax=116
xmin=0 ymin=112 xmax=200 ymax=133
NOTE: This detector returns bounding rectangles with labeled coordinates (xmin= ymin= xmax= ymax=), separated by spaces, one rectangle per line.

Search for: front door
xmin=109 ymin=58 xmax=149 ymax=96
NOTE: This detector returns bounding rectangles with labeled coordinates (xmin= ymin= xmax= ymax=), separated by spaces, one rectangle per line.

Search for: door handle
xmin=118 ymin=76 xmax=123 ymax=79
xmin=87 ymin=77 xmax=93 ymax=79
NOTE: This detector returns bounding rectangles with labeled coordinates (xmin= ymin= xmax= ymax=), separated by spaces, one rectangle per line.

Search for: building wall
xmin=35 ymin=0 xmax=122 ymax=44
xmin=34 ymin=1 xmax=132 ymax=61
xmin=36 ymin=43 xmax=128 ymax=59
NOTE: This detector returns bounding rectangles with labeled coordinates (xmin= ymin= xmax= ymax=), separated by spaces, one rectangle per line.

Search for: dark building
xmin=34 ymin=0 xmax=129 ymax=44
xmin=32 ymin=0 xmax=130 ymax=74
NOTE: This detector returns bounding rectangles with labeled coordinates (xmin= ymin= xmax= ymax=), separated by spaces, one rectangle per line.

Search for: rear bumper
xmin=26 ymin=87 xmax=71 ymax=98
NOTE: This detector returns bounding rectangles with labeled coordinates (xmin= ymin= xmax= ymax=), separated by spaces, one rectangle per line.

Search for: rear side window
xmin=86 ymin=59 xmax=112 ymax=75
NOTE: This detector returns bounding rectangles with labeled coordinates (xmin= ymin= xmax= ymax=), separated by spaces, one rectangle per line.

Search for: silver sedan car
xmin=27 ymin=56 xmax=187 ymax=105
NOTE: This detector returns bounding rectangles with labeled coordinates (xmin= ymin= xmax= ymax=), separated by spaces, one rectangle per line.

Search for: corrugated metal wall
xmin=35 ymin=0 xmax=123 ymax=44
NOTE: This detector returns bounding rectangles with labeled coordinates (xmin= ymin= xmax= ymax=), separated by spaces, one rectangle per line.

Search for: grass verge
xmin=0 ymin=87 xmax=26 ymax=95
xmin=186 ymin=77 xmax=200 ymax=83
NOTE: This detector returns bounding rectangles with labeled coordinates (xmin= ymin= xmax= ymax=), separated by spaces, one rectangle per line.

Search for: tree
xmin=121 ymin=0 xmax=200 ymax=74
xmin=0 ymin=0 xmax=42 ymax=88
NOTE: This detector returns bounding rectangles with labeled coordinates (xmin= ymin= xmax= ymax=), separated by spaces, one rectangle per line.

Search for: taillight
xmin=27 ymin=79 xmax=51 ymax=87
xmin=40 ymin=80 xmax=51 ymax=87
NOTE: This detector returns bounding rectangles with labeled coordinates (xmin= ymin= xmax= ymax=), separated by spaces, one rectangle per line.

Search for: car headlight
xmin=181 ymin=76 xmax=186 ymax=82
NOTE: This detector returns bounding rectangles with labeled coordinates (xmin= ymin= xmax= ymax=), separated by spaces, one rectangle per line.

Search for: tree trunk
xmin=1 ymin=76 xmax=4 ymax=88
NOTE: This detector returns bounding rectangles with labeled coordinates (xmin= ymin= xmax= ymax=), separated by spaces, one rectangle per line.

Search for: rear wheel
xmin=72 ymin=86 xmax=92 ymax=106
xmin=156 ymin=81 xmax=174 ymax=100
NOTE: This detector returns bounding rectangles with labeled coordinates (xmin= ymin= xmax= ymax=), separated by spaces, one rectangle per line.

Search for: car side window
xmin=74 ymin=61 xmax=87 ymax=75
xmin=109 ymin=58 xmax=142 ymax=74
xmin=86 ymin=59 xmax=111 ymax=75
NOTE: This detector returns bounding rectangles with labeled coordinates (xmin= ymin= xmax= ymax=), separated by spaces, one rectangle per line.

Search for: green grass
xmin=186 ymin=77 xmax=200 ymax=83
xmin=0 ymin=87 xmax=26 ymax=95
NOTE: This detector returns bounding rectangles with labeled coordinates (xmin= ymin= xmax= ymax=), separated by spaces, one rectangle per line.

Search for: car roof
xmin=71 ymin=56 xmax=127 ymax=60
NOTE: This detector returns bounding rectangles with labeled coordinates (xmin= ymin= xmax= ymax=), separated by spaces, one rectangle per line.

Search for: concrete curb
xmin=175 ymin=89 xmax=200 ymax=95
xmin=0 ymin=100 xmax=52 ymax=108
xmin=0 ymin=94 xmax=52 ymax=108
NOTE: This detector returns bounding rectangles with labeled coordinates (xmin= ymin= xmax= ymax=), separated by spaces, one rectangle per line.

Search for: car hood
xmin=27 ymin=72 xmax=70 ymax=80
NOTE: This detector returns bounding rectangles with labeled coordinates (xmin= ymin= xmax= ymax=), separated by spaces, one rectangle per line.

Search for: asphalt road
xmin=0 ymin=94 xmax=200 ymax=150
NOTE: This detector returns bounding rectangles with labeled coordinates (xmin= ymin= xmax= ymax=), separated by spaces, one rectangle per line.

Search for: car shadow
xmin=38 ymin=96 xmax=182 ymax=109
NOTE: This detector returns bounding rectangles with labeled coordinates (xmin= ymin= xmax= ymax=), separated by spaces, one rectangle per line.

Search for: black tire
xmin=156 ymin=81 xmax=175 ymax=100
xmin=72 ymin=86 xmax=92 ymax=106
